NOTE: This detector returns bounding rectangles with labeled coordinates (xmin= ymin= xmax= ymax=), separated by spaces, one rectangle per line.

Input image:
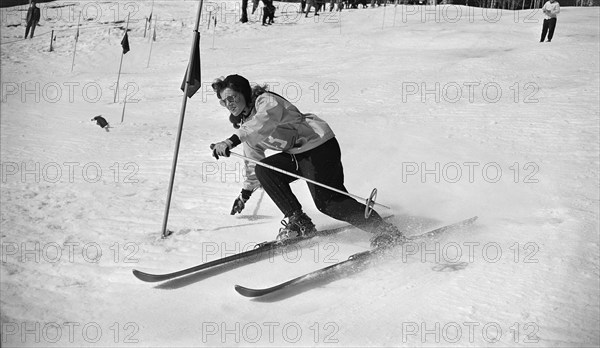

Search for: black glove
xmin=230 ymin=189 xmax=253 ymax=215
xmin=210 ymin=135 xmax=242 ymax=159
xmin=210 ymin=141 xmax=232 ymax=160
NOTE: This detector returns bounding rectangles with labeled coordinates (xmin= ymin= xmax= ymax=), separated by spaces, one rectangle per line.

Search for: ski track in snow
xmin=1 ymin=1 xmax=599 ymax=347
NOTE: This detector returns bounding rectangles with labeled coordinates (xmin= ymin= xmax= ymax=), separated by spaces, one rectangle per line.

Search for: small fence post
xmin=49 ymin=30 xmax=54 ymax=52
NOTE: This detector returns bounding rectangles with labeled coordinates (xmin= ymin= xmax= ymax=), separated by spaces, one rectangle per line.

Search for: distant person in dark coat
xmin=24 ymin=1 xmax=41 ymax=39
xmin=262 ymin=0 xmax=275 ymax=25
xmin=329 ymin=0 xmax=342 ymax=12
xmin=305 ymin=0 xmax=319 ymax=17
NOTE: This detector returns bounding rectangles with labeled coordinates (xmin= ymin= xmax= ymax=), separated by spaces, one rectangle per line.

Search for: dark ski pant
xmin=24 ymin=20 xmax=38 ymax=39
xmin=255 ymin=137 xmax=385 ymax=232
xmin=540 ymin=18 xmax=557 ymax=42
xmin=262 ymin=2 xmax=274 ymax=24
xmin=262 ymin=10 xmax=272 ymax=25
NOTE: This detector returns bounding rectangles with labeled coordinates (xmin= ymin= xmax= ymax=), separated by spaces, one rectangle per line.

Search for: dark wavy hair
xmin=212 ymin=75 xmax=270 ymax=129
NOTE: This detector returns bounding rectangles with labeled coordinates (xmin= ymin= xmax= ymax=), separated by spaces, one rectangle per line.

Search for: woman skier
xmin=210 ymin=74 xmax=404 ymax=247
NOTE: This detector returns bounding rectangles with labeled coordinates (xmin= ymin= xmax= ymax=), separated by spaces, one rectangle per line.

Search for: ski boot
xmin=276 ymin=211 xmax=317 ymax=242
xmin=370 ymin=222 xmax=407 ymax=249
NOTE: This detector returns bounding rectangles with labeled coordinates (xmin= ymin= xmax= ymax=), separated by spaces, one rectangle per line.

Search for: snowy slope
xmin=1 ymin=2 xmax=599 ymax=347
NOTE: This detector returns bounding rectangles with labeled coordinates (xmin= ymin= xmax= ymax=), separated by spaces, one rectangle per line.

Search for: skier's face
xmin=219 ymin=88 xmax=246 ymax=117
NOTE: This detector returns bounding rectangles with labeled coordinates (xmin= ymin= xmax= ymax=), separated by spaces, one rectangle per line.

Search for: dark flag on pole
xmin=121 ymin=32 xmax=130 ymax=54
xmin=180 ymin=33 xmax=201 ymax=98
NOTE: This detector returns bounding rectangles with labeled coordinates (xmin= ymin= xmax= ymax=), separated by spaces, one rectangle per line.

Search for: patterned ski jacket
xmin=236 ymin=92 xmax=335 ymax=191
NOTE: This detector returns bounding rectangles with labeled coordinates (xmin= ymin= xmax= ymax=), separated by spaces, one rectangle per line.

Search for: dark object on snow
xmin=91 ymin=115 xmax=110 ymax=132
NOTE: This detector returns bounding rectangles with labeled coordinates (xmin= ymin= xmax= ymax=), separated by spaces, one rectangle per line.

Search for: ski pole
xmin=211 ymin=146 xmax=391 ymax=218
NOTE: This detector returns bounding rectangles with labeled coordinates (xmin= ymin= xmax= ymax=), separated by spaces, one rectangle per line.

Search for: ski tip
xmin=235 ymin=284 xmax=265 ymax=298
xmin=234 ymin=284 xmax=252 ymax=297
xmin=132 ymin=269 xmax=163 ymax=283
xmin=132 ymin=269 xmax=147 ymax=280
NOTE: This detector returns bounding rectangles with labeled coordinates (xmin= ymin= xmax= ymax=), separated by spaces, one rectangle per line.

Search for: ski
xmin=234 ymin=216 xmax=478 ymax=298
xmin=132 ymin=216 xmax=394 ymax=282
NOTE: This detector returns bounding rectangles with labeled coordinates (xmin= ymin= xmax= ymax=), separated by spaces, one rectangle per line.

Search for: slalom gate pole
xmin=160 ymin=0 xmax=204 ymax=238
xmin=227 ymin=151 xmax=390 ymax=218
xmin=70 ymin=13 xmax=81 ymax=72
xmin=147 ymin=15 xmax=156 ymax=68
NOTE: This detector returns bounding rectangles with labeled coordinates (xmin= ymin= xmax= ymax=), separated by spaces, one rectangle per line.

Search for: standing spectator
xmin=305 ymin=0 xmax=319 ymax=17
xmin=252 ymin=0 xmax=260 ymax=14
xmin=261 ymin=0 xmax=275 ymax=25
xmin=540 ymin=0 xmax=560 ymax=42
xmin=329 ymin=0 xmax=342 ymax=11
xmin=241 ymin=0 xmax=249 ymax=22
xmin=24 ymin=1 xmax=41 ymax=39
